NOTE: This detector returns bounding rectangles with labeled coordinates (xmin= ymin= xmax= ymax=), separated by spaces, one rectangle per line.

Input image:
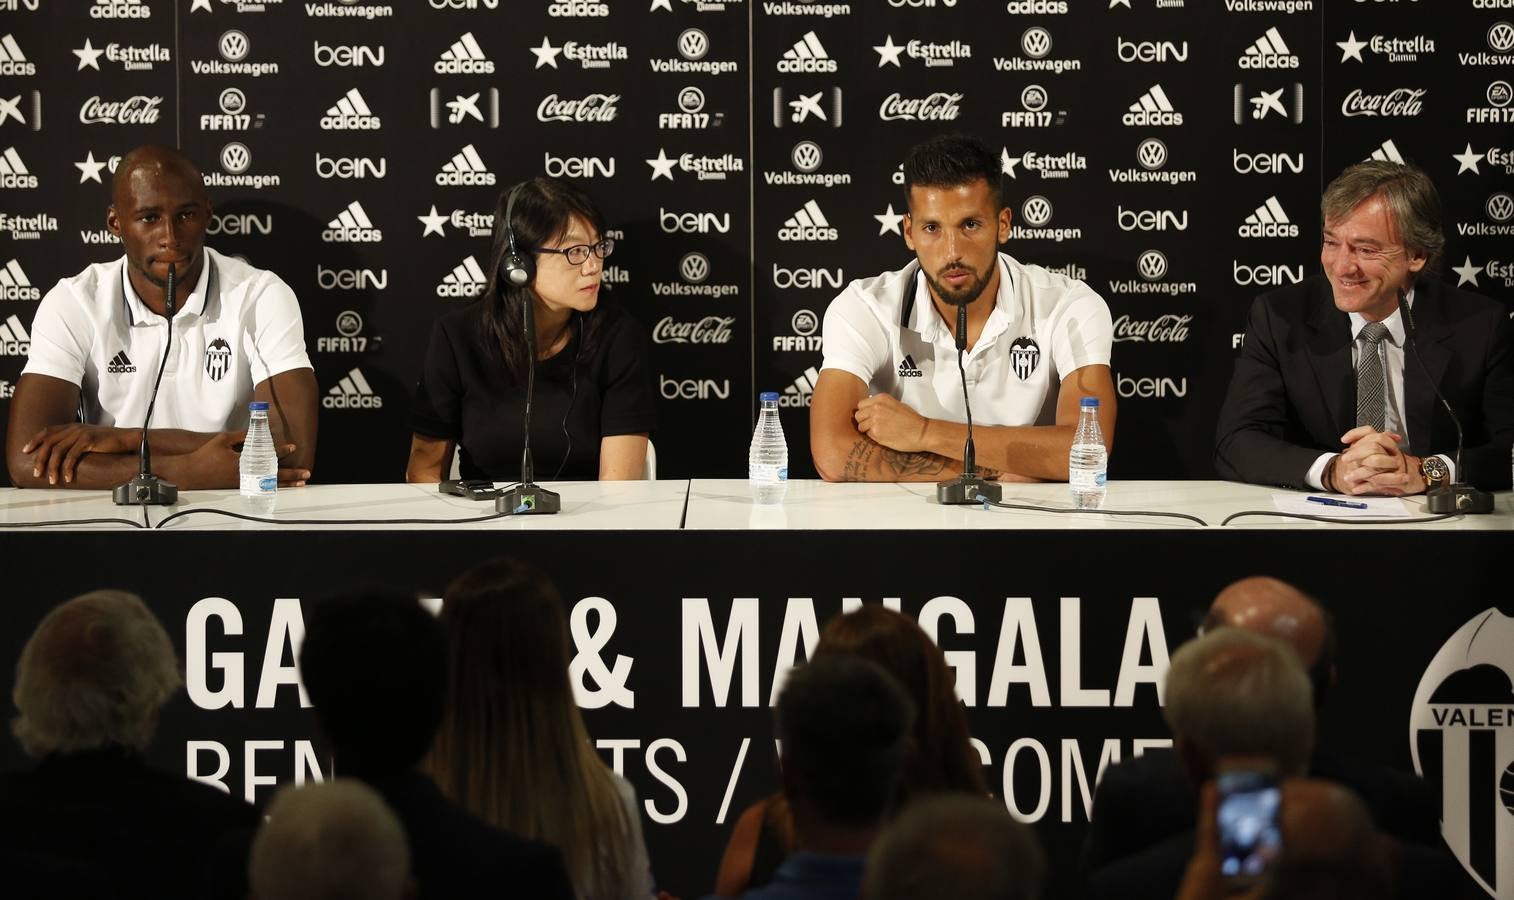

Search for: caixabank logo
xmin=1409 ymin=609 xmax=1514 ymax=900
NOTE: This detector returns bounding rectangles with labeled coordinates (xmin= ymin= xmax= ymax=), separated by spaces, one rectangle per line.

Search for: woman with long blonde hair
xmin=425 ymin=557 xmax=654 ymax=900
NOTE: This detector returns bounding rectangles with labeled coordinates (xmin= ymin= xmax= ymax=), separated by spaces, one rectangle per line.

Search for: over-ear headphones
xmin=499 ymin=182 xmax=534 ymax=288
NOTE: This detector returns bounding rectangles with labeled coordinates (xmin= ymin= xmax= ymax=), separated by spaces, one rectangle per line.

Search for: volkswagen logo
xmin=219 ymin=30 xmax=250 ymax=63
xmin=792 ymin=309 xmax=818 ymax=336
xmin=219 ymin=87 xmax=247 ymax=115
xmin=679 ymin=252 xmax=710 ymax=284
xmin=1487 ymin=192 xmax=1514 ymax=224
xmin=1021 ymin=85 xmax=1048 ymax=112
xmin=678 ymin=86 xmax=706 ymax=113
xmin=791 ymin=141 xmax=822 ymax=173
xmin=1137 ymin=138 xmax=1168 ymax=171
xmin=336 ymin=311 xmax=363 ymax=337
xmin=1021 ymin=27 xmax=1052 ymax=60
xmin=220 ymin=142 xmax=250 ymax=174
xmin=678 ymin=29 xmax=709 ymax=62
xmin=1489 ymin=80 xmax=1513 ymax=108
xmin=1488 ymin=21 xmax=1514 ymax=53
xmin=1138 ymin=250 xmax=1169 ymax=281
xmin=1021 ymin=196 xmax=1053 ymax=228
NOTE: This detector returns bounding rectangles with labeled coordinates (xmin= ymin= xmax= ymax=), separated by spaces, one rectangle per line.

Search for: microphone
xmin=496 ymin=291 xmax=560 ymax=515
xmin=936 ymin=293 xmax=1001 ymax=505
xmin=113 ymin=262 xmax=179 ymax=506
xmin=1397 ymin=288 xmax=1492 ymax=514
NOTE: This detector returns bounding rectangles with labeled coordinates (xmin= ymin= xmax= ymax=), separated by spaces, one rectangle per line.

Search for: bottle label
xmin=1070 ymin=468 xmax=1106 ymax=490
xmin=241 ymin=474 xmax=277 ymax=495
xmin=749 ymin=464 xmax=787 ymax=483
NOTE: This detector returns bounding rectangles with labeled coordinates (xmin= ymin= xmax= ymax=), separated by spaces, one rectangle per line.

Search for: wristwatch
xmin=1419 ymin=455 xmax=1450 ymax=490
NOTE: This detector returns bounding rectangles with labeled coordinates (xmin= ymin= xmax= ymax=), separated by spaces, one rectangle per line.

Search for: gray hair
xmin=1321 ymin=160 xmax=1444 ymax=275
xmin=863 ymin=793 xmax=1044 ymax=900
xmin=11 ymin=590 xmax=182 ymax=757
xmin=1164 ymin=628 xmax=1314 ymax=776
xmin=251 ymin=779 xmax=411 ymax=900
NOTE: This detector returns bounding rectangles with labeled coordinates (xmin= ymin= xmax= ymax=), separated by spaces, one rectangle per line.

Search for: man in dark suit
xmin=0 ymin=590 xmax=260 ymax=900
xmin=298 ymin=588 xmax=575 ymax=900
xmin=1216 ymin=160 xmax=1514 ymax=494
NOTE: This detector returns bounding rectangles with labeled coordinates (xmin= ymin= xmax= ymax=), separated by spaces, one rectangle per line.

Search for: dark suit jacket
xmin=365 ymin=771 xmax=576 ymax=900
xmin=1215 ymin=275 xmax=1514 ymax=490
xmin=0 ymin=747 xmax=260 ymax=900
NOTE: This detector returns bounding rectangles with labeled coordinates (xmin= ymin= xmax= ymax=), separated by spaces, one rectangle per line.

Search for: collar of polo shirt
xmin=907 ymin=253 xmax=1018 ymax=352
xmin=121 ymin=254 xmax=212 ymax=326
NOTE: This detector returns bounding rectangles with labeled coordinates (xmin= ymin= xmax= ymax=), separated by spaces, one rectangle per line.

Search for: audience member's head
xmin=777 ymin=656 xmax=914 ymax=842
xmin=1164 ymin=629 xmax=1314 ymax=782
xmin=426 ymin=557 xmax=634 ymax=900
xmin=11 ymin=589 xmax=181 ymax=757
xmin=298 ymin=588 xmax=446 ymax=777
xmin=815 ymin=605 xmax=986 ymax=796
xmin=250 ymin=778 xmax=412 ymax=900
xmin=1204 ymin=576 xmax=1336 ymax=708
xmin=862 ymin=793 xmax=1044 ymax=900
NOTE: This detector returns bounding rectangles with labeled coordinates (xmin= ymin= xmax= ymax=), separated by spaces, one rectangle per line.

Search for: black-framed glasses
xmin=535 ymin=238 xmax=615 ymax=267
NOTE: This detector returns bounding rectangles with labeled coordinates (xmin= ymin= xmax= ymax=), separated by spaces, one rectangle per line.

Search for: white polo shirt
xmin=821 ymin=253 xmax=1112 ymax=426
xmin=22 ymin=247 xmax=311 ymax=433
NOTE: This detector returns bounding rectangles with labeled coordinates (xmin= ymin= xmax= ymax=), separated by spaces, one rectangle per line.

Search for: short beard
xmin=923 ymin=259 xmax=994 ymax=307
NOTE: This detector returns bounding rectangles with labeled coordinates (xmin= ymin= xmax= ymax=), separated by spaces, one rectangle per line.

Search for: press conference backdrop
xmin=0 ymin=0 xmax=1511 ymax=483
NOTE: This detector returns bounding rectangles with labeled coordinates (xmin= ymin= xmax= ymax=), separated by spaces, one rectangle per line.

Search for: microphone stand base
xmin=1427 ymin=484 xmax=1494 ymax=515
xmin=495 ymin=483 xmax=561 ymax=516
xmin=112 ymin=474 xmax=178 ymax=506
xmin=936 ymin=474 xmax=1001 ymax=505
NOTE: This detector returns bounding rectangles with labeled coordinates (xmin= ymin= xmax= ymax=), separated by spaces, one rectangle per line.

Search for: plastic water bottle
xmin=1069 ymin=396 xmax=1108 ymax=509
xmin=240 ymin=400 xmax=278 ymax=514
xmin=748 ymin=391 xmax=789 ymax=504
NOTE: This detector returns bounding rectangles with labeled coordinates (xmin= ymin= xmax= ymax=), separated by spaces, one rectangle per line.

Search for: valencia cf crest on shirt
xmin=205 ymin=337 xmax=232 ymax=382
xmin=1009 ymin=336 xmax=1040 ymax=381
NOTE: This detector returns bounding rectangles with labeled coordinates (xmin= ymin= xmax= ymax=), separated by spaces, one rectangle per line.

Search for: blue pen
xmin=1306 ymin=496 xmax=1368 ymax=510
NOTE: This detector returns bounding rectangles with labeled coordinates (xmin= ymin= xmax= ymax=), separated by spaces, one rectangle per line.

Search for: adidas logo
xmin=778 ymin=199 xmax=838 ymax=242
xmin=106 ymin=349 xmax=136 ymax=374
xmin=91 ymin=0 xmax=150 ymax=19
xmin=0 ymin=146 xmax=35 ymax=189
xmin=781 ymin=366 xmax=821 ymax=407
xmin=436 ymin=255 xmax=488 ymax=298
xmin=0 ymin=313 xmax=30 ymax=355
xmin=1367 ymin=139 xmax=1406 ymax=164
xmin=1240 ymin=27 xmax=1298 ymax=69
xmin=0 ymin=34 xmax=35 ymax=76
xmin=323 ymin=367 xmax=383 ymax=409
xmin=321 ymin=201 xmax=383 ymax=243
xmin=778 ymin=31 xmax=836 ymax=73
xmin=1123 ymin=84 xmax=1182 ymax=127
xmin=435 ymin=32 xmax=494 ymax=75
xmin=897 ymin=355 xmax=924 ymax=378
xmin=436 ymin=143 xmax=495 ymax=187
xmin=319 ymin=88 xmax=381 ymax=131
xmin=0 ymin=258 xmax=38 ymax=300
xmin=1240 ymin=195 xmax=1299 ymax=238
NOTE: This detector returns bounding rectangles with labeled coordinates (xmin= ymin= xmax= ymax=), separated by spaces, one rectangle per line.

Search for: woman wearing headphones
xmin=405 ymin=177 xmax=655 ymax=482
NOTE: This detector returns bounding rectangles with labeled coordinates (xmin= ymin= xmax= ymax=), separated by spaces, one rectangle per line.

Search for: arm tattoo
xmin=881 ymin=447 xmax=949 ymax=477
xmin=842 ymin=440 xmax=876 ymax=482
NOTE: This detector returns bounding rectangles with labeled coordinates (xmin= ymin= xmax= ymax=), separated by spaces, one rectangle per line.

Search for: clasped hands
xmin=23 ymin=423 xmax=309 ymax=488
xmin=1328 ymin=425 xmax=1426 ymax=496
xmin=853 ymin=393 xmax=930 ymax=452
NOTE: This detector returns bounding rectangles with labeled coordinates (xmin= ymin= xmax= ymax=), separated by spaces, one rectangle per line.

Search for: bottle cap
xmin=759 ymin=391 xmax=779 ymax=402
xmin=249 ymin=401 xmax=270 ymax=411
xmin=1080 ymin=397 xmax=1099 ymax=408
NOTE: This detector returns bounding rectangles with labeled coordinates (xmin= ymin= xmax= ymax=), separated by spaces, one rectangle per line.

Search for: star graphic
xmin=1109 ymin=0 xmax=1131 ymax=7
xmin=1336 ymin=31 xmax=1368 ymax=63
xmin=646 ymin=148 xmax=677 ymax=181
xmin=191 ymin=0 xmax=213 ymax=10
xmin=73 ymin=38 xmax=104 ymax=71
xmin=76 ymin=151 xmax=108 ymax=184
xmin=873 ymin=35 xmax=905 ymax=68
xmin=418 ymin=205 xmax=448 ymax=238
xmin=531 ymin=36 xmax=562 ymax=70
xmin=650 ymin=0 xmax=672 ymax=10
xmin=1451 ymin=256 xmax=1483 ymax=288
xmin=1453 ymin=143 xmax=1484 ymax=175
xmin=874 ymin=203 xmax=904 ymax=237
xmin=1000 ymin=149 xmax=1020 ymax=180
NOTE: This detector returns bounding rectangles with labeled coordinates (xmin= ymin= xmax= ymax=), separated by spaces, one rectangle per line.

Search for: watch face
xmin=1422 ymin=457 xmax=1449 ymax=481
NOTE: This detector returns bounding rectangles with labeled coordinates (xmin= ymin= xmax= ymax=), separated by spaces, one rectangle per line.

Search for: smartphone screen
xmin=1216 ymin=768 xmax=1283 ymax=884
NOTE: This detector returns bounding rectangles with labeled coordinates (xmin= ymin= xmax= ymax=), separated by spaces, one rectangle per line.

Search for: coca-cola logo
xmin=652 ymin=315 xmax=735 ymax=345
xmin=1341 ymin=87 xmax=1426 ymax=118
xmin=79 ymin=95 xmax=164 ymax=125
xmin=537 ymin=92 xmax=620 ymax=123
xmin=879 ymin=91 xmax=963 ymax=122
xmin=1112 ymin=313 xmax=1192 ymax=343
